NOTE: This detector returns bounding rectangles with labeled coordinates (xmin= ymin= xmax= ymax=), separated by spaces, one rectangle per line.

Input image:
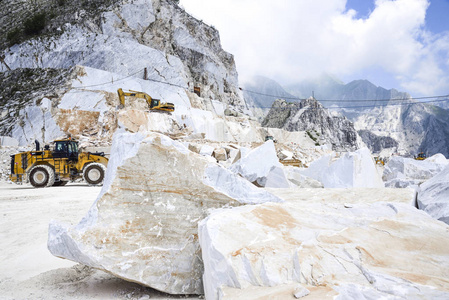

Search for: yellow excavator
xmin=414 ymin=152 xmax=427 ymax=160
xmin=117 ymin=88 xmax=175 ymax=113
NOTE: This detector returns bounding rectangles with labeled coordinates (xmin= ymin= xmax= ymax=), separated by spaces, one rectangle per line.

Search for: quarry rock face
xmin=262 ymin=98 xmax=361 ymax=151
xmin=1 ymin=0 xmax=245 ymax=109
xmin=1 ymin=0 xmax=251 ymax=146
xmin=0 ymin=136 xmax=18 ymax=147
xmin=199 ymin=189 xmax=449 ymax=299
xmin=357 ymin=129 xmax=399 ymax=154
xmin=418 ymin=164 xmax=449 ymax=225
xmin=47 ymin=132 xmax=282 ymax=294
xmin=300 ymin=147 xmax=383 ymax=188
xmin=354 ymin=100 xmax=449 ymax=158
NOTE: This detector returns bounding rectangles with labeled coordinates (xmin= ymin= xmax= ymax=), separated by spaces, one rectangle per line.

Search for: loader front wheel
xmin=29 ymin=165 xmax=55 ymax=188
xmin=83 ymin=163 xmax=105 ymax=185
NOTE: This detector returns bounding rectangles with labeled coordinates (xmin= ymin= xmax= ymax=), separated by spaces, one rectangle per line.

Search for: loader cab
xmin=53 ymin=140 xmax=79 ymax=160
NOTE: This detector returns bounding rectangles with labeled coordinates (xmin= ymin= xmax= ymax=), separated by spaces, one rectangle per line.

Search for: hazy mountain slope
xmin=284 ymin=73 xmax=344 ymax=100
xmin=286 ymin=77 xmax=410 ymax=109
xmin=242 ymin=76 xmax=295 ymax=120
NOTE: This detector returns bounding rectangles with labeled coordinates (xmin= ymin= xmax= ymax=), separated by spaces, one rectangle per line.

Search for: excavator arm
xmin=117 ymin=88 xmax=175 ymax=113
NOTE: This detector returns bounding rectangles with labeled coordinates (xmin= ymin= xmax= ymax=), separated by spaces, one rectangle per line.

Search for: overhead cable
xmin=71 ymin=68 xmax=186 ymax=90
xmin=66 ymin=67 xmax=448 ymax=111
xmin=249 ymin=98 xmax=449 ymax=110
xmin=239 ymin=87 xmax=449 ymax=103
xmin=72 ymin=68 xmax=145 ymax=89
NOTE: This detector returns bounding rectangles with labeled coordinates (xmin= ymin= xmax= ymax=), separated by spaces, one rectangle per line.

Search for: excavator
xmin=117 ymin=88 xmax=175 ymax=113
xmin=414 ymin=152 xmax=427 ymax=160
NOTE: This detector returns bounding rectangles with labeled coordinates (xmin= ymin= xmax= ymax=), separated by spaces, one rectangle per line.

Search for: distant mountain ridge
xmin=249 ymin=75 xmax=449 ymax=157
xmin=243 ymin=75 xmax=411 ymax=119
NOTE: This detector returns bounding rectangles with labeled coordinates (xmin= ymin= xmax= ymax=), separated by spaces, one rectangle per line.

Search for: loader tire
xmin=29 ymin=165 xmax=55 ymax=188
xmin=83 ymin=163 xmax=105 ymax=185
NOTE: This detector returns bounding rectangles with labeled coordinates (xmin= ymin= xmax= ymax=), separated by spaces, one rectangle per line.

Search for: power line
xmin=145 ymin=77 xmax=187 ymax=89
xmin=71 ymin=68 xmax=187 ymax=90
xmin=64 ymin=67 xmax=449 ymax=111
xmin=239 ymin=87 xmax=449 ymax=103
xmin=249 ymin=97 xmax=449 ymax=110
xmin=72 ymin=68 xmax=145 ymax=89
xmin=239 ymin=88 xmax=307 ymax=101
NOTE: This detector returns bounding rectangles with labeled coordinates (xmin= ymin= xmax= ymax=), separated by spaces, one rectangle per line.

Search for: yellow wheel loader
xmin=117 ymin=88 xmax=175 ymax=113
xmin=10 ymin=138 xmax=108 ymax=188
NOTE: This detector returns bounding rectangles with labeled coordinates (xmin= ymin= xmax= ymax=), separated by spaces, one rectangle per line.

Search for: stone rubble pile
xmin=383 ymin=154 xmax=449 ymax=188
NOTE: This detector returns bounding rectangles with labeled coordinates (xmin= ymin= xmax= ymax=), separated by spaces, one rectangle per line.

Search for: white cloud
xmin=180 ymin=0 xmax=449 ymax=96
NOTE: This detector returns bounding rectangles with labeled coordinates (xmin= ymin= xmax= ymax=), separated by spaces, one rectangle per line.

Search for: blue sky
xmin=348 ymin=0 xmax=449 ymax=33
xmin=426 ymin=0 xmax=449 ymax=33
xmin=180 ymin=0 xmax=449 ymax=97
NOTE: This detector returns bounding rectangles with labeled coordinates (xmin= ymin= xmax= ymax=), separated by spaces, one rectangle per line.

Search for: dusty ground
xmin=0 ymin=182 xmax=201 ymax=300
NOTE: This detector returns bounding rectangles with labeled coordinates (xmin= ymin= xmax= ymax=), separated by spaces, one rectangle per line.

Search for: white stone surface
xmin=231 ymin=146 xmax=250 ymax=164
xmin=383 ymin=154 xmax=449 ymax=188
xmin=300 ymin=148 xmax=383 ymax=188
xmin=278 ymin=149 xmax=294 ymax=160
xmin=264 ymin=166 xmax=290 ymax=188
xmin=284 ymin=167 xmax=323 ymax=188
xmin=199 ymin=188 xmax=449 ymax=299
xmin=48 ymin=132 xmax=282 ymax=295
xmin=418 ymin=164 xmax=449 ymax=224
xmin=11 ymin=102 xmax=65 ymax=146
xmin=0 ymin=136 xmax=19 ymax=147
xmin=229 ymin=141 xmax=282 ymax=186
xmin=200 ymin=144 xmax=215 ymax=157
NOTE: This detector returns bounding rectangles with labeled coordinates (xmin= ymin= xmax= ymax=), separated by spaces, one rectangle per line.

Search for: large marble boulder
xmin=48 ymin=132 xmax=281 ymax=295
xmin=300 ymin=148 xmax=383 ymax=188
xmin=418 ymin=164 xmax=449 ymax=224
xmin=199 ymin=188 xmax=449 ymax=299
xmin=229 ymin=140 xmax=282 ymax=187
